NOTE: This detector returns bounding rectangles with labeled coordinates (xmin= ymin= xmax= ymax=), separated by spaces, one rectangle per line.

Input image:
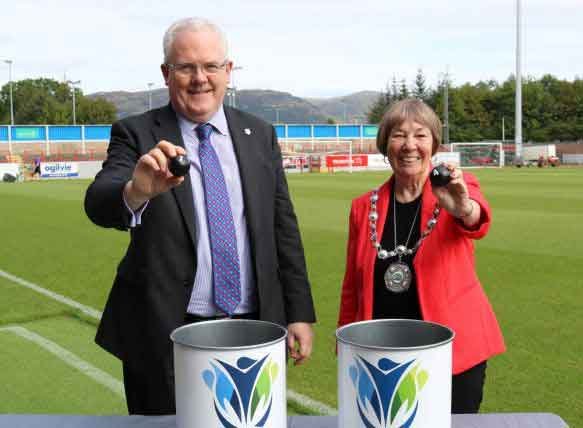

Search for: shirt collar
xmin=177 ymin=105 xmax=229 ymax=137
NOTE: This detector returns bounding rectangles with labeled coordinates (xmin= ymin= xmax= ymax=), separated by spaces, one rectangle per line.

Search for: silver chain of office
xmin=368 ymin=190 xmax=441 ymax=259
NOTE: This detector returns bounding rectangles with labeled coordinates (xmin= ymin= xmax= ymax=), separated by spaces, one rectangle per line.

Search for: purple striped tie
xmin=196 ymin=123 xmax=241 ymax=315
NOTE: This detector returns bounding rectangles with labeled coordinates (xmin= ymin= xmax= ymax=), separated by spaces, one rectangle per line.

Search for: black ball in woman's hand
xmin=430 ymin=164 xmax=451 ymax=187
xmin=169 ymin=155 xmax=190 ymax=177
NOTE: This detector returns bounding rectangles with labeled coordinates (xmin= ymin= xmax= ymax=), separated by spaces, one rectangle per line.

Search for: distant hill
xmin=305 ymin=91 xmax=379 ymax=124
xmin=236 ymin=89 xmax=328 ymax=123
xmin=88 ymin=89 xmax=169 ymax=119
xmin=87 ymin=88 xmax=379 ymax=123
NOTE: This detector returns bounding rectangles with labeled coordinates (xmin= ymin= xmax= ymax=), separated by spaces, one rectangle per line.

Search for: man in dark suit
xmin=84 ymin=17 xmax=316 ymax=415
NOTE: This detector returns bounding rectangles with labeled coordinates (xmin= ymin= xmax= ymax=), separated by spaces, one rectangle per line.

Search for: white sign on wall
xmin=0 ymin=163 xmax=20 ymax=179
xmin=432 ymin=151 xmax=460 ymax=166
xmin=368 ymin=154 xmax=391 ymax=170
xmin=41 ymin=162 xmax=79 ymax=178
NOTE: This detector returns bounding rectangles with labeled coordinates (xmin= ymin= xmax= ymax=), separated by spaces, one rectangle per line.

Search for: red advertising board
xmin=325 ymin=154 xmax=368 ymax=168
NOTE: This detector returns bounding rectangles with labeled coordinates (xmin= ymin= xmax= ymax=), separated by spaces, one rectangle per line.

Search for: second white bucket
xmin=336 ymin=319 xmax=455 ymax=428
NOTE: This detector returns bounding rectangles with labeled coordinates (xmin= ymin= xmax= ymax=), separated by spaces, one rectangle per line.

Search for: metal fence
xmin=562 ymin=154 xmax=583 ymax=164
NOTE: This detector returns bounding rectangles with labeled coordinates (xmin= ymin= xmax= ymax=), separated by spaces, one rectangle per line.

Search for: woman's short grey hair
xmin=376 ymin=98 xmax=442 ymax=156
xmin=163 ymin=17 xmax=229 ymax=63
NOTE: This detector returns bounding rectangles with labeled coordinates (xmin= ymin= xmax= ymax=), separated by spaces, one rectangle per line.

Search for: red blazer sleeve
xmin=452 ymin=172 xmax=492 ymax=239
xmin=337 ymin=200 xmax=360 ymax=327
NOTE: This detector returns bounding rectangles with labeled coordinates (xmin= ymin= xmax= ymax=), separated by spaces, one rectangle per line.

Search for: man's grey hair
xmin=163 ymin=17 xmax=229 ymax=63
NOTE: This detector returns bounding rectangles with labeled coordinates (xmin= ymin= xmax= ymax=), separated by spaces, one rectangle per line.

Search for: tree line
xmin=0 ymin=78 xmax=117 ymax=125
xmin=3 ymin=75 xmax=582 ymax=142
xmin=367 ymin=70 xmax=583 ymax=142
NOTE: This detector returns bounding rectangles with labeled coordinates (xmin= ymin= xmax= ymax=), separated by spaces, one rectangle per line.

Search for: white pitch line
xmin=0 ymin=325 xmax=124 ymax=397
xmin=0 ymin=268 xmax=336 ymax=415
xmin=287 ymin=389 xmax=337 ymax=415
xmin=0 ymin=269 xmax=102 ymax=319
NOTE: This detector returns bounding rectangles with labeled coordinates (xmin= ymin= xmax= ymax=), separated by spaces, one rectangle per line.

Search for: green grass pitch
xmin=0 ymin=168 xmax=581 ymax=425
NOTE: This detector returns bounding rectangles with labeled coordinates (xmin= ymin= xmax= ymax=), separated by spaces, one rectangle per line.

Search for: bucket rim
xmin=335 ymin=318 xmax=455 ymax=351
xmin=170 ymin=318 xmax=288 ymax=351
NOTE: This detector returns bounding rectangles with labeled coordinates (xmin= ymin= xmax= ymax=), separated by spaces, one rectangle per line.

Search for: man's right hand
xmin=124 ymin=141 xmax=187 ymax=211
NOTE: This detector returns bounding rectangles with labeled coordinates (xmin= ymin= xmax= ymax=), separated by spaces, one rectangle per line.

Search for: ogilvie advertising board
xmin=40 ymin=162 xmax=79 ymax=178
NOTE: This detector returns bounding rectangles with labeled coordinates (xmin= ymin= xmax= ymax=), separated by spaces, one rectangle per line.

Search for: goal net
xmin=450 ymin=142 xmax=504 ymax=168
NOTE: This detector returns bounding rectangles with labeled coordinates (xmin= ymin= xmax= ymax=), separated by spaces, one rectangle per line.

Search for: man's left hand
xmin=287 ymin=322 xmax=314 ymax=366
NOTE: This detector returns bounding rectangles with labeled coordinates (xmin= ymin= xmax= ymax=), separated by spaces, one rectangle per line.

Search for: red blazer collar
xmin=374 ymin=175 xmax=438 ymax=246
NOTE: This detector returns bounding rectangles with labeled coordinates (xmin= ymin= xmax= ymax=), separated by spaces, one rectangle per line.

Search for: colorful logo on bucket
xmin=202 ymin=354 xmax=279 ymax=428
xmin=349 ymin=355 xmax=428 ymax=428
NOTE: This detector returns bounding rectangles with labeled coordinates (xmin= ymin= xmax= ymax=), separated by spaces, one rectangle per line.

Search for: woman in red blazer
xmin=337 ymin=99 xmax=505 ymax=413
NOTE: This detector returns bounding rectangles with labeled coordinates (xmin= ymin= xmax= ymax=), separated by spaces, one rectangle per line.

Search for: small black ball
xmin=430 ymin=164 xmax=451 ymax=187
xmin=169 ymin=155 xmax=190 ymax=177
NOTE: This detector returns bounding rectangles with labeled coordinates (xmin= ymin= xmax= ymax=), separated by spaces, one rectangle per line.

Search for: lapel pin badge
xmin=244 ymin=128 xmax=252 ymax=135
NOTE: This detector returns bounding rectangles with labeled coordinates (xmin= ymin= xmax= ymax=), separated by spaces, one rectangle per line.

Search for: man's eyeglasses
xmin=166 ymin=61 xmax=229 ymax=77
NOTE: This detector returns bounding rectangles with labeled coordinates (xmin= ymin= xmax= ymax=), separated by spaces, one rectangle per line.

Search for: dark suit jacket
xmin=85 ymin=104 xmax=316 ymax=369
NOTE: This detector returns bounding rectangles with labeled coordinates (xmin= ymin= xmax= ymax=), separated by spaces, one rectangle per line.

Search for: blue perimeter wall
xmin=0 ymin=124 xmax=378 ymax=142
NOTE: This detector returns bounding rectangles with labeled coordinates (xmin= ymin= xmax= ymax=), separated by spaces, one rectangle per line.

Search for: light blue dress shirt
xmin=126 ymin=106 xmax=257 ymax=316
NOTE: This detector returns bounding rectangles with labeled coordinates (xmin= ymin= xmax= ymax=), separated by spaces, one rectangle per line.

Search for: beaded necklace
xmin=369 ymin=189 xmax=441 ymax=292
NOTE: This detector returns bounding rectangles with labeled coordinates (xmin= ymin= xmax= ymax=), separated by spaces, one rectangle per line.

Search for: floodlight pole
xmin=66 ymin=79 xmax=81 ymax=125
xmin=443 ymin=69 xmax=450 ymax=146
xmin=228 ymin=66 xmax=243 ymax=108
xmin=147 ymin=82 xmax=154 ymax=110
xmin=3 ymin=59 xmax=14 ymax=125
xmin=515 ymin=0 xmax=523 ymax=158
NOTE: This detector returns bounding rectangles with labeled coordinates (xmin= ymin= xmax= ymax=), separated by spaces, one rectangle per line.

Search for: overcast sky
xmin=1 ymin=0 xmax=582 ymax=98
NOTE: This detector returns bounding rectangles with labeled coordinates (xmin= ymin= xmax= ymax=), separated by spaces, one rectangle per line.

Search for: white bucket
xmin=171 ymin=319 xmax=287 ymax=428
xmin=336 ymin=319 xmax=455 ymax=428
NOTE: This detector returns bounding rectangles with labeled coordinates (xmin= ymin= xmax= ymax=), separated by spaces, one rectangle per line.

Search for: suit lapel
xmin=152 ymin=104 xmax=196 ymax=247
xmin=223 ymin=106 xmax=261 ymax=233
